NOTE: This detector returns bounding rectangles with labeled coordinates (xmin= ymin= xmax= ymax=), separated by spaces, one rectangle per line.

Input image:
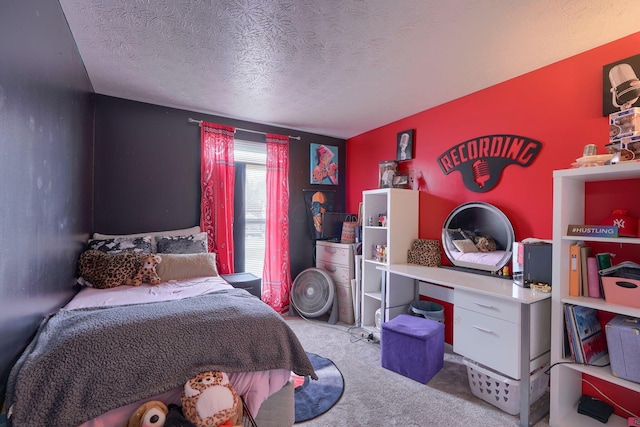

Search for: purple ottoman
xmin=381 ymin=314 xmax=444 ymax=383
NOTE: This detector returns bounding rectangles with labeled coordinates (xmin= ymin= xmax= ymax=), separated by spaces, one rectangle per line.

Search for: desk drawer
xmin=454 ymin=288 xmax=520 ymax=322
xmin=316 ymin=242 xmax=353 ymax=267
xmin=317 ymin=260 xmax=352 ymax=285
xmin=454 ymin=306 xmax=520 ymax=378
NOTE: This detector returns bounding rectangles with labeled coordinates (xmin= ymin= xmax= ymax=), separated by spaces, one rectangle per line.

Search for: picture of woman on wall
xmin=310 ymin=143 xmax=339 ymax=185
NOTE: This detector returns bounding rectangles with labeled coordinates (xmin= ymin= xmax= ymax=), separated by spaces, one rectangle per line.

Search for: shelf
xmin=557 ymin=358 xmax=640 ymax=393
xmin=561 ymin=296 xmax=640 ymax=317
xmin=562 ymin=235 xmax=640 ymax=244
xmin=360 ymin=188 xmax=418 ymax=332
xmin=551 ymin=163 xmax=640 ymax=424
xmin=363 ymin=291 xmax=382 ymax=301
xmin=553 ymin=162 xmax=640 ymax=182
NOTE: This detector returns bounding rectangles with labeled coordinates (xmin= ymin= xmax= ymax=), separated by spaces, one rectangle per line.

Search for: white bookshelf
xmin=360 ymin=188 xmax=418 ymax=335
xmin=550 ymin=163 xmax=640 ymax=426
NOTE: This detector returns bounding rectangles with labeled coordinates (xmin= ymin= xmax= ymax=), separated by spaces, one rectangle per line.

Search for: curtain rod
xmin=188 ymin=118 xmax=301 ymax=140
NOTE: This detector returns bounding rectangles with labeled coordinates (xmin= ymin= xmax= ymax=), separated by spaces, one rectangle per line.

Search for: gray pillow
xmin=155 ymin=232 xmax=208 ymax=254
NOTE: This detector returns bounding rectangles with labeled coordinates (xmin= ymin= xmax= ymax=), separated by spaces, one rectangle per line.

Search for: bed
xmin=5 ymin=227 xmax=315 ymax=427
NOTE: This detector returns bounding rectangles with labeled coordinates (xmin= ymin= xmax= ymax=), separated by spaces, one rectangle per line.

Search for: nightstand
xmin=220 ymin=272 xmax=261 ymax=299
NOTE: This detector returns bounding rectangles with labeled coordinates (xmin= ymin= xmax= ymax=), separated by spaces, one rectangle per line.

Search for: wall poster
xmin=310 ymin=143 xmax=339 ymax=185
xmin=603 ymin=53 xmax=640 ymax=116
xmin=303 ymin=189 xmax=335 ymax=239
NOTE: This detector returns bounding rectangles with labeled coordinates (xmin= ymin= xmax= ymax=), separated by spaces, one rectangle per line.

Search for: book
xmin=570 ymin=305 xmax=608 ymax=364
xmin=586 ymin=256 xmax=601 ymax=298
xmin=569 ymin=243 xmax=586 ymax=296
xmin=580 ymin=245 xmax=591 ymax=297
xmin=595 ymin=253 xmax=613 ymax=297
xmin=563 ymin=304 xmax=581 ymax=363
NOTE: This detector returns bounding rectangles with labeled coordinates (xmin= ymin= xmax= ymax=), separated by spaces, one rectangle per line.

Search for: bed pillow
xmin=93 ymin=226 xmax=201 ymax=252
xmin=156 ymin=253 xmax=218 ymax=281
xmin=451 ymin=239 xmax=478 ymax=253
xmin=155 ymin=232 xmax=208 ymax=254
xmin=88 ymin=236 xmax=152 ymax=254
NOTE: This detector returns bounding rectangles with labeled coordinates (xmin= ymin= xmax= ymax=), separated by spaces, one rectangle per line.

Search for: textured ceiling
xmin=58 ymin=0 xmax=640 ymax=139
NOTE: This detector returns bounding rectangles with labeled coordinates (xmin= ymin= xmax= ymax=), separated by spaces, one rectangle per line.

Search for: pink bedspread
xmin=66 ymin=277 xmax=291 ymax=425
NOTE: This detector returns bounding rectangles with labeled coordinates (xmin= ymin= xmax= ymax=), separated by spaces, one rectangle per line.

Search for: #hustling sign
xmin=437 ymin=134 xmax=542 ymax=192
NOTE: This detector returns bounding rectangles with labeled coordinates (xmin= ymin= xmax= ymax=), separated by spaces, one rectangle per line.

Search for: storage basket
xmin=464 ymin=358 xmax=548 ymax=415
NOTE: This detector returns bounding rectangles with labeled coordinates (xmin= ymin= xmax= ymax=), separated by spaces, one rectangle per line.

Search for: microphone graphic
xmin=609 ymin=63 xmax=640 ymax=110
xmin=472 ymin=159 xmax=490 ymax=189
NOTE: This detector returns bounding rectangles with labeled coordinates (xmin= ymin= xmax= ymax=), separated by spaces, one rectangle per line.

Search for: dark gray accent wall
xmin=0 ymin=0 xmax=94 ymax=400
xmin=94 ymin=95 xmax=346 ymax=282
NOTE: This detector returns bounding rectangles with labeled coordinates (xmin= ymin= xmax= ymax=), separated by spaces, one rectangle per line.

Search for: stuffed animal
xmin=181 ymin=371 xmax=242 ymax=427
xmin=475 ymin=235 xmax=497 ymax=252
xmin=125 ymin=400 xmax=169 ymax=427
xmin=139 ymin=254 xmax=162 ymax=285
xmin=78 ymin=250 xmax=163 ymax=289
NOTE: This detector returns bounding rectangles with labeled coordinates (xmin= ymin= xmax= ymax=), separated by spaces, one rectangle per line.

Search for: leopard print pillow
xmin=78 ymin=250 xmax=152 ymax=289
xmin=407 ymin=239 xmax=441 ymax=267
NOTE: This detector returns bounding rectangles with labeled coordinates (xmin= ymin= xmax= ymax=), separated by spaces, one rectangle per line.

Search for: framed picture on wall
xmin=603 ymin=54 xmax=640 ymax=116
xmin=396 ymin=129 xmax=414 ymax=161
xmin=310 ymin=143 xmax=339 ymax=185
xmin=379 ymin=160 xmax=398 ymax=188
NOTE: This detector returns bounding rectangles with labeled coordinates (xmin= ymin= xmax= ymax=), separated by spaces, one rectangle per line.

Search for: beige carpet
xmin=285 ymin=315 xmax=551 ymax=427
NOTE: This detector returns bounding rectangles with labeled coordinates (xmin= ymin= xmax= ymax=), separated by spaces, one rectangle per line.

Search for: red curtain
xmin=262 ymin=134 xmax=291 ymax=313
xmin=200 ymin=122 xmax=235 ymax=274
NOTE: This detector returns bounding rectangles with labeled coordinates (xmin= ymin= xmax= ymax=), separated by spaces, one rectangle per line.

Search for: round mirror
xmin=441 ymin=202 xmax=515 ymax=273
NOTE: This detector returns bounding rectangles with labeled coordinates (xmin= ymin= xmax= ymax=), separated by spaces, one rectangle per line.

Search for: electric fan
xmin=291 ymin=268 xmax=338 ymax=324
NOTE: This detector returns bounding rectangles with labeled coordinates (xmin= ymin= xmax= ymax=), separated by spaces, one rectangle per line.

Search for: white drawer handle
xmin=472 ymin=325 xmax=495 ymax=334
xmin=324 ymin=247 xmax=337 ymax=253
xmin=473 ymin=302 xmax=496 ymax=310
xmin=324 ymin=264 xmax=337 ymax=272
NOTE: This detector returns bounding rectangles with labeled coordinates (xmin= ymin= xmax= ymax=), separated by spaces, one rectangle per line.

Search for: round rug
xmin=293 ymin=352 xmax=344 ymax=423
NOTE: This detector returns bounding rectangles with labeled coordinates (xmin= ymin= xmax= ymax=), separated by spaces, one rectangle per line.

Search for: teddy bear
xmin=125 ymin=400 xmax=169 ymax=427
xmin=137 ymin=254 xmax=162 ymax=286
xmin=181 ymin=371 xmax=242 ymax=427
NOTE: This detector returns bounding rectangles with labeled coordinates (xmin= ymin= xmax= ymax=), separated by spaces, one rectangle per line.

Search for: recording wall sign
xmin=437 ymin=134 xmax=542 ymax=193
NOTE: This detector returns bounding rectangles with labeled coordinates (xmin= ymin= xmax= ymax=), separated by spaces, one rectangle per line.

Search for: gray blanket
xmin=6 ymin=288 xmax=316 ymax=427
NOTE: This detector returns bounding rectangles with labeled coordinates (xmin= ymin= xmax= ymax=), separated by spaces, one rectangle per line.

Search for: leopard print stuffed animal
xmin=182 ymin=371 xmax=242 ymax=427
xmin=78 ymin=250 xmax=162 ymax=289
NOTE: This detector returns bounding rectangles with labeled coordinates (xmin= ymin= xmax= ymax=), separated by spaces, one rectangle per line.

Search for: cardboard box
xmin=605 ymin=315 xmax=640 ymax=384
xmin=610 ymin=107 xmax=640 ymax=141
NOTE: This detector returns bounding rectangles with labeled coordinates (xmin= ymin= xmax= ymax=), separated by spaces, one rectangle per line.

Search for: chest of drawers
xmin=315 ymin=241 xmax=355 ymax=324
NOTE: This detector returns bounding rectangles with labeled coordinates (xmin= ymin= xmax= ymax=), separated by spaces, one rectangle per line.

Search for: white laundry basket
xmin=464 ymin=358 xmax=549 ymax=415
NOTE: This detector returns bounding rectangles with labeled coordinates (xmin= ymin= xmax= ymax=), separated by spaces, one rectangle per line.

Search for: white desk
xmin=380 ymin=264 xmax=551 ymax=427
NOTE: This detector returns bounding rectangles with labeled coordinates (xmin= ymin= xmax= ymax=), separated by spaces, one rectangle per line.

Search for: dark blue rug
xmin=294 ymin=352 xmax=344 ymax=423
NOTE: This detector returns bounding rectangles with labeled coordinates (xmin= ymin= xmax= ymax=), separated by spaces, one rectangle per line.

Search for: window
xmin=234 ymin=140 xmax=266 ymax=277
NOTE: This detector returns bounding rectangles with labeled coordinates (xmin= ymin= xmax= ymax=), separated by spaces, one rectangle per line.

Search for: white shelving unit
xmin=550 ymin=163 xmax=640 ymax=427
xmin=360 ymin=188 xmax=418 ymax=334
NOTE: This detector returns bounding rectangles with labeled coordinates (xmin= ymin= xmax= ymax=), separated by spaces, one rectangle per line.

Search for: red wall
xmin=346 ymin=31 xmax=640 ymax=417
xmin=346 ymin=32 xmax=640 ymax=242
